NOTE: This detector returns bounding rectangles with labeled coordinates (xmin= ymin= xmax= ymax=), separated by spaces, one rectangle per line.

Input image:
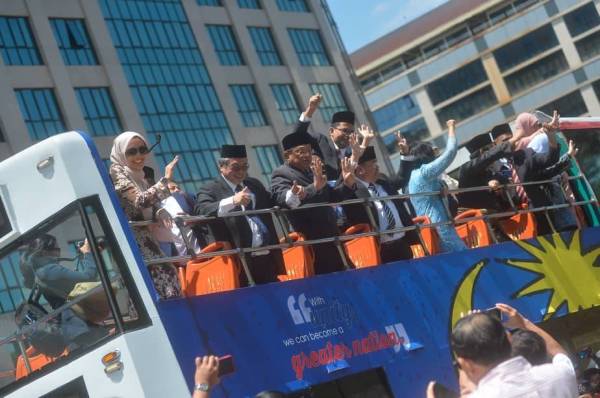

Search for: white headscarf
xmin=110 ymin=131 xmax=149 ymax=189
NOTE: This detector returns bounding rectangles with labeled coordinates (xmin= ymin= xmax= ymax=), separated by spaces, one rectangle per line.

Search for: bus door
xmin=0 ymin=197 xmax=155 ymax=397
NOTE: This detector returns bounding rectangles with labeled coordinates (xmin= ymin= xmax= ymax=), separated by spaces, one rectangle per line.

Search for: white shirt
xmin=528 ymin=133 xmax=549 ymax=154
xmin=470 ymin=354 xmax=577 ymax=398
xmin=356 ymin=178 xmax=405 ymax=243
xmin=217 ymin=176 xmax=263 ymax=248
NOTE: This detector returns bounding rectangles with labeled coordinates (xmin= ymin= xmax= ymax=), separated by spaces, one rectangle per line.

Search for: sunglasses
xmin=125 ymin=145 xmax=149 ymax=157
xmin=335 ymin=127 xmax=354 ymax=135
xmin=229 ymin=164 xmax=250 ymax=172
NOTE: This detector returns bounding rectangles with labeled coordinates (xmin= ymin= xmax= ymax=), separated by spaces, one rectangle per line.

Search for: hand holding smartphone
xmin=217 ymin=355 xmax=235 ymax=377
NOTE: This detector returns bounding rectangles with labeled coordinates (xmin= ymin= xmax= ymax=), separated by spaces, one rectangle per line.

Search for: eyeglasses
xmin=334 ymin=127 xmax=354 ymax=135
xmin=125 ymin=146 xmax=149 ymax=157
xmin=229 ymin=164 xmax=250 ymax=172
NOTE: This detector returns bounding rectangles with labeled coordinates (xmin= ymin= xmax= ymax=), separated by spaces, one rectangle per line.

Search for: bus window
xmin=563 ymin=130 xmax=600 ymax=198
xmin=0 ymin=198 xmax=146 ymax=392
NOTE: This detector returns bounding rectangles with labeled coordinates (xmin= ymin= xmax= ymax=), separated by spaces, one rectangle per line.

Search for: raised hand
xmin=395 ymin=131 xmax=409 ymax=155
xmin=311 ymin=156 xmax=327 ymax=191
xmin=567 ymin=139 xmax=578 ymax=157
xmin=164 ymin=155 xmax=180 ymax=180
xmin=488 ymin=179 xmax=501 ymax=191
xmin=341 ymin=157 xmax=357 ymax=188
xmin=194 ymin=356 xmax=220 ymax=393
xmin=233 ymin=186 xmax=252 ymax=207
xmin=304 ymin=93 xmax=322 ymax=118
xmin=446 ymin=119 xmax=456 ymax=137
xmin=495 ymin=303 xmax=526 ymax=330
xmin=349 ymin=133 xmax=365 ymax=163
xmin=544 ymin=110 xmax=560 ymax=132
xmin=291 ymin=180 xmax=306 ymax=200
xmin=357 ymin=124 xmax=375 ymax=147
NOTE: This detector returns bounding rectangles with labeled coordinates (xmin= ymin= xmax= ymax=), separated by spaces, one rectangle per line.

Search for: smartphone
xmin=485 ymin=307 xmax=502 ymax=322
xmin=218 ymin=355 xmax=235 ymax=376
xmin=433 ymin=382 xmax=459 ymax=398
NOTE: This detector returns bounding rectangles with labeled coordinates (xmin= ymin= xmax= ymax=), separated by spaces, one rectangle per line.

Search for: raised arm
xmin=110 ymin=163 xmax=171 ymax=210
xmin=420 ymin=120 xmax=459 ymax=180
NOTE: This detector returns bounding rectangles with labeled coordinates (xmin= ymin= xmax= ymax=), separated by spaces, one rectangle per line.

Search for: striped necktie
xmin=511 ymin=165 xmax=529 ymax=205
xmin=368 ymin=183 xmax=396 ymax=230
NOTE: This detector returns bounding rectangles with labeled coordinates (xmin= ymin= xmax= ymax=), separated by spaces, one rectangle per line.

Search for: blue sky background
xmin=327 ymin=0 xmax=448 ymax=53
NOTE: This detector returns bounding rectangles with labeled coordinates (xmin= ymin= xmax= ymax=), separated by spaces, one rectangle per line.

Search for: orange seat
xmin=182 ymin=241 xmax=240 ymax=296
xmin=343 ymin=224 xmax=381 ymax=268
xmin=498 ymin=210 xmax=537 ymax=240
xmin=455 ymin=209 xmax=493 ymax=248
xmin=15 ymin=347 xmax=68 ymax=380
xmin=277 ymin=233 xmax=315 ymax=281
xmin=411 ymin=216 xmax=440 ymax=257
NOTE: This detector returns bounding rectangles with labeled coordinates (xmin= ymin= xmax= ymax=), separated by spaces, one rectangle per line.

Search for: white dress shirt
xmin=217 ymin=176 xmax=264 ymax=248
xmin=469 ymin=354 xmax=577 ymax=398
xmin=356 ymin=178 xmax=405 ymax=243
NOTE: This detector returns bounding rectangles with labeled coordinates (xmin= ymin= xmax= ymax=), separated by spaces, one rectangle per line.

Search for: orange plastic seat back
xmin=342 ymin=224 xmax=381 ymax=268
xmin=277 ymin=233 xmax=315 ymax=281
xmin=411 ymin=216 xmax=440 ymax=257
xmin=16 ymin=347 xmax=68 ymax=380
xmin=455 ymin=209 xmax=493 ymax=248
xmin=184 ymin=241 xmax=240 ymax=296
xmin=498 ymin=211 xmax=537 ymax=240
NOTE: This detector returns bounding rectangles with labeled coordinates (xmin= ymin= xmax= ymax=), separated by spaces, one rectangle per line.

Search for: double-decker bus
xmin=0 ymin=119 xmax=599 ymax=397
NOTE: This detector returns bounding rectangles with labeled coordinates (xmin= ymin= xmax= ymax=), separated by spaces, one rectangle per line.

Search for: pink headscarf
xmin=514 ymin=113 xmax=543 ymax=150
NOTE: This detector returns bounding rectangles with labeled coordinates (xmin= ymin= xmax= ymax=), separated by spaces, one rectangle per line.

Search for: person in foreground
xmin=427 ymin=302 xmax=577 ymax=397
xmin=193 ymin=355 xmax=220 ymax=398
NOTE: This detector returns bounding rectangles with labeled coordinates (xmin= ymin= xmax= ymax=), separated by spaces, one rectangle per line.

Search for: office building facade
xmin=352 ymin=0 xmax=600 ymax=167
xmin=0 ymin=0 xmax=378 ymax=196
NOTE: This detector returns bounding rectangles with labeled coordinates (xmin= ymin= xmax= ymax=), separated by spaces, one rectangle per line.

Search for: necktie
xmin=368 ymin=183 xmax=396 ymax=230
xmin=511 ymin=164 xmax=529 ymax=205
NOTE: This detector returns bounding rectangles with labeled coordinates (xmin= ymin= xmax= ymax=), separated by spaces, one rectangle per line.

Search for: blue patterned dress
xmin=408 ymin=135 xmax=467 ymax=253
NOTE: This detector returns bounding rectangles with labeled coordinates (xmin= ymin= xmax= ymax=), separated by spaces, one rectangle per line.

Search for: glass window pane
xmin=493 ymin=24 xmax=558 ymax=72
xmin=206 ymin=24 xmax=244 ymax=66
xmin=576 ymin=30 xmax=600 ymax=62
xmin=0 ymin=17 xmax=42 ymax=65
xmin=230 ymin=84 xmax=267 ymax=127
xmin=435 ymin=86 xmax=498 ymax=126
xmin=15 ymin=89 xmax=66 ymax=141
xmin=197 ymin=0 xmax=222 ymax=5
xmin=505 ymin=51 xmax=569 ymax=95
xmin=288 ymin=29 xmax=330 ymax=66
xmin=426 ymin=59 xmax=488 ymax=105
xmin=372 ymin=95 xmax=421 ymax=132
xmin=564 ymin=2 xmax=600 ymax=37
xmin=270 ymin=84 xmax=300 ymax=125
xmin=248 ymin=27 xmax=282 ymax=66
xmin=382 ymin=118 xmax=430 ymax=155
xmin=253 ymin=145 xmax=282 ymax=184
xmin=238 ymin=0 xmax=261 ymax=9
xmin=276 ymin=0 xmax=309 ymax=12
xmin=50 ymin=19 xmax=98 ymax=66
xmin=308 ymin=83 xmax=348 ymax=122
xmin=75 ymin=87 xmax=122 ymax=136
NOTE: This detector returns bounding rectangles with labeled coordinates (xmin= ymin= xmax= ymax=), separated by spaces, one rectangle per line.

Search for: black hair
xmin=510 ymin=329 xmax=547 ymax=365
xmin=409 ymin=141 xmax=436 ymax=167
xmin=451 ymin=313 xmax=511 ymax=366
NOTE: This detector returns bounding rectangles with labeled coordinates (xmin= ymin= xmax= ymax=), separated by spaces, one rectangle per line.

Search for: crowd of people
xmin=107 ymin=92 xmax=582 ymax=296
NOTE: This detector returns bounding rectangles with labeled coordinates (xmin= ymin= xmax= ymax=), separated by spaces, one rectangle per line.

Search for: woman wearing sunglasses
xmin=109 ymin=131 xmax=181 ymax=299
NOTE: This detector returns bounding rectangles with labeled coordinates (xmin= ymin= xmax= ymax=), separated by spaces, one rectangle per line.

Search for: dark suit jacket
xmin=341 ymin=177 xmax=420 ymax=245
xmin=394 ymin=157 xmax=418 ymax=194
xmin=295 ymin=120 xmax=343 ymax=181
xmin=271 ymin=162 xmax=345 ymax=240
xmin=194 ymin=176 xmax=278 ymax=249
xmin=457 ymin=142 xmax=513 ymax=211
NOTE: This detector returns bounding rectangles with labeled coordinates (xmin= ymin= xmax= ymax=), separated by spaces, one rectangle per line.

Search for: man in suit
xmin=341 ymin=146 xmax=419 ymax=263
xmin=298 ymin=94 xmax=374 ymax=181
xmin=194 ymin=145 xmax=283 ymax=285
xmin=457 ymin=126 xmax=514 ymax=212
xmin=271 ymin=132 xmax=356 ymax=274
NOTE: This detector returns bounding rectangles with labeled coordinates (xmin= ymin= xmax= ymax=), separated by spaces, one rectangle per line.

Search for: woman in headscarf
xmin=408 ymin=120 xmax=467 ymax=253
xmin=514 ymin=112 xmax=544 ymax=151
xmin=109 ymin=131 xmax=181 ymax=299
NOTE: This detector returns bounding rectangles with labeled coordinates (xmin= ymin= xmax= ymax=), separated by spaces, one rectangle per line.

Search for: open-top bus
xmin=1 ymin=118 xmax=600 ymax=397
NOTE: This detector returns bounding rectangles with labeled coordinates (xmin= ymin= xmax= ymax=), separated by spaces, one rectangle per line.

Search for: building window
xmin=564 ymin=2 xmax=600 ymax=38
xmin=288 ymin=29 xmax=330 ymax=66
xmin=382 ymin=118 xmax=430 ymax=155
xmin=277 ymin=0 xmax=309 ymax=12
xmin=206 ymin=25 xmax=244 ymax=66
xmin=308 ymin=83 xmax=348 ymax=122
xmin=372 ymin=95 xmax=420 ymax=133
xmin=505 ymin=51 xmax=569 ymax=95
xmin=435 ymin=86 xmax=497 ymax=126
xmin=576 ymin=30 xmax=600 ymax=62
xmin=539 ymin=90 xmax=587 ymax=117
xmin=426 ymin=60 xmax=488 ymax=106
xmin=238 ymin=0 xmax=261 ymax=8
xmin=230 ymin=84 xmax=268 ymax=127
xmin=270 ymin=84 xmax=300 ymax=125
xmin=0 ymin=17 xmax=42 ymax=65
xmin=494 ymin=25 xmax=558 ymax=72
xmin=197 ymin=0 xmax=222 ymax=5
xmin=50 ymin=19 xmax=98 ymax=65
xmin=0 ymin=252 xmax=27 ymax=314
xmin=248 ymin=27 xmax=282 ymax=66
xmin=100 ymin=0 xmax=235 ymax=192
xmin=254 ymin=145 xmax=282 ymax=184
xmin=75 ymin=87 xmax=122 ymax=137
xmin=15 ymin=89 xmax=66 ymax=141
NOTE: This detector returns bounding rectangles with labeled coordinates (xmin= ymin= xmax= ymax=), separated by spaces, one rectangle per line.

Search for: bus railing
xmin=131 ymin=173 xmax=599 ymax=281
